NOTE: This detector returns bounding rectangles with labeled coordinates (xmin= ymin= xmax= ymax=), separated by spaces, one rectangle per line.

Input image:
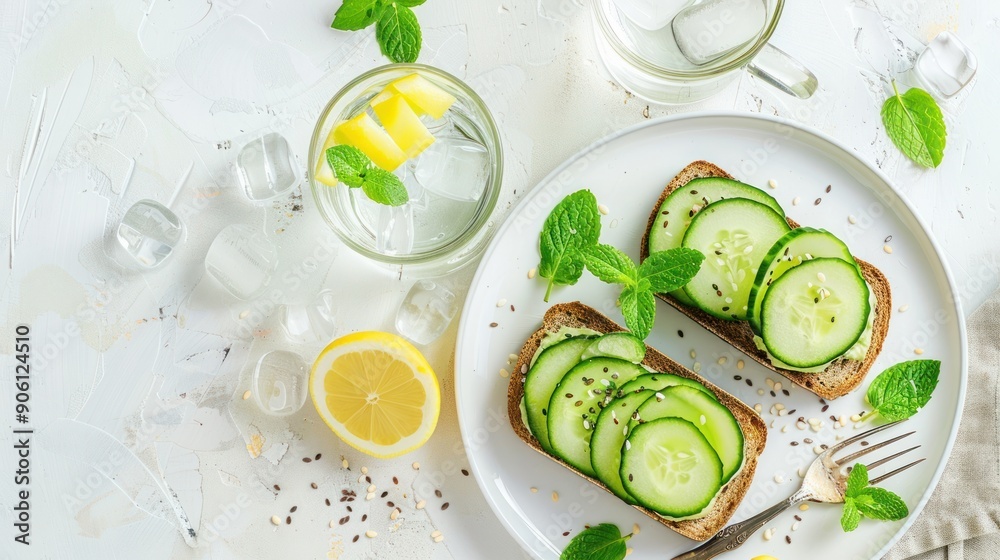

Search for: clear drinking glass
xmin=592 ymin=0 xmax=818 ymax=104
xmin=309 ymin=64 xmax=503 ymax=275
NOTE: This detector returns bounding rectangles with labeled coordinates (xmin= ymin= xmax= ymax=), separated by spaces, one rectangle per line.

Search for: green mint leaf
xmin=841 ymin=498 xmax=861 ymax=532
xmin=376 ymin=3 xmax=421 ymax=63
xmin=845 ymin=463 xmax=869 ymax=498
xmin=855 ymin=488 xmax=909 ymax=521
xmin=638 ymin=247 xmax=705 ymax=294
xmin=395 ymin=0 xmax=425 ymax=5
xmin=326 ymin=145 xmax=369 ymax=188
xmin=584 ymin=244 xmax=638 ymax=286
xmin=538 ymin=190 xmax=602 ymax=302
xmin=560 ymin=523 xmax=630 ymax=560
xmin=361 ymin=167 xmax=409 ymax=206
xmin=620 ymin=285 xmax=655 ymax=340
xmin=866 ymin=360 xmax=941 ymax=422
xmin=881 ymin=81 xmax=947 ymax=168
xmin=332 ymin=0 xmax=383 ymax=31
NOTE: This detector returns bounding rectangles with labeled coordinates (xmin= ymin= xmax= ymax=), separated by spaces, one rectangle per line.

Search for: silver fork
xmin=672 ymin=419 xmax=925 ymax=560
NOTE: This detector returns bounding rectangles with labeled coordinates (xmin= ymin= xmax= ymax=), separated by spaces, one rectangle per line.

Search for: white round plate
xmin=455 ymin=112 xmax=966 ymax=560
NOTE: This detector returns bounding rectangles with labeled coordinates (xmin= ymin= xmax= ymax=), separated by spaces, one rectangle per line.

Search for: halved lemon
xmin=310 ymin=332 xmax=440 ymax=458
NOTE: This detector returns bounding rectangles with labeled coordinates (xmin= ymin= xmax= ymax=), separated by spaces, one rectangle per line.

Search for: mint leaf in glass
xmin=584 ymin=244 xmax=638 ymax=286
xmin=538 ymin=190 xmax=602 ymax=302
xmin=638 ymin=247 xmax=704 ymax=294
xmin=361 ymin=166 xmax=409 ymax=206
xmin=331 ymin=0 xmax=383 ymax=31
xmin=865 ymin=359 xmax=941 ymax=422
xmin=376 ymin=3 xmax=421 ymax=63
xmin=560 ymin=523 xmax=631 ymax=560
xmin=326 ymin=145 xmax=369 ymax=187
xmin=881 ymin=81 xmax=947 ymax=168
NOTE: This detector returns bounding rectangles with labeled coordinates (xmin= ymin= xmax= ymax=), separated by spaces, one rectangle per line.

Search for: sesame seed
xmin=367 ymin=484 xmax=376 ymax=493
xmin=792 ymin=196 xmax=801 ymax=206
xmin=302 ymin=457 xmax=311 ymax=463
xmin=689 ymin=350 xmax=697 ymax=359
xmin=329 ymin=520 xmax=336 ymax=528
xmin=848 ymin=214 xmax=857 ymax=224
xmin=311 ymin=482 xmax=318 ymax=489
xmin=551 ymin=492 xmax=559 ymax=502
xmin=441 ymin=502 xmax=450 ymax=510
xmin=774 ymin=473 xmax=784 ymax=483
xmin=792 ymin=521 xmax=801 ymax=531
xmin=781 ymin=425 xmax=789 ymax=433
xmin=270 ymin=515 xmax=281 ymax=525
xmin=286 ymin=516 xmax=291 ymax=525
xmin=632 ymin=523 xmax=640 ymax=535
xmin=693 ymin=362 xmax=702 ymax=372
xmin=433 ymin=535 xmax=445 ymax=543
xmin=500 ymin=368 xmax=509 ymax=378
xmin=416 ymin=500 xmax=426 ymax=509
xmin=737 ymin=360 xmax=744 ymax=369
xmin=799 ymin=504 xmax=810 ymax=511
xmin=884 ymin=244 xmax=893 ymax=254
xmin=814 ymin=198 xmax=822 ymax=205
xmin=598 ymin=204 xmax=609 ymax=215
xmin=717 ymin=356 xmax=727 ymax=365
xmin=766 ymin=378 xmax=775 ymax=389
xmin=773 ymin=382 xmax=782 ymax=391
xmin=365 ymin=530 xmax=377 ymax=538
xmin=435 ymin=489 xmax=442 ymax=498
xmin=530 ymin=487 xmax=538 ymax=493
xmin=489 ymin=322 xmax=498 ymax=327
xmin=342 ymin=457 xmax=349 ymax=469
xmin=763 ymin=528 xmax=775 ymax=541
xmin=361 ymin=467 xmax=368 ymax=475
xmin=390 ymin=509 xmax=399 ymax=520
xmin=431 ymin=530 xmax=442 ymax=539
xmin=273 ymin=484 xmax=281 ymax=491
xmin=914 ymin=347 xmax=925 ymax=355
xmin=242 ymin=390 xmax=251 ymax=400
xmin=528 ymin=268 xmax=536 ymax=279
xmin=496 ymin=298 xmax=507 ymax=307
xmin=412 ymin=462 xmax=420 ymax=470
xmin=768 ymin=179 xmax=778 ymax=189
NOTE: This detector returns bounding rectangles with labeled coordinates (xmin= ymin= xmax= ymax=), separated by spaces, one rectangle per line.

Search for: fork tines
xmin=828 ymin=419 xmax=925 ymax=485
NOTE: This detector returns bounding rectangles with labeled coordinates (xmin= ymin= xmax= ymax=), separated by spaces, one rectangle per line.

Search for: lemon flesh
xmin=372 ymin=94 xmax=436 ymax=159
xmin=333 ymin=113 xmax=407 ymax=171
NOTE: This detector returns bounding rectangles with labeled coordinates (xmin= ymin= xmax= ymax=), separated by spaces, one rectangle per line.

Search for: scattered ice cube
xmin=235 ymin=132 xmax=299 ymax=201
xmin=914 ymin=31 xmax=978 ymax=99
xmin=396 ymin=280 xmax=458 ymax=345
xmin=375 ymin=203 xmax=415 ymax=256
xmin=279 ymin=289 xmax=337 ymax=344
xmin=413 ymin=136 xmax=490 ymax=202
xmin=672 ymin=0 xmax=767 ymax=66
xmin=614 ymin=0 xmax=694 ymax=31
xmin=421 ymin=114 xmax=454 ymax=136
xmin=113 ymin=199 xmax=185 ymax=269
xmin=252 ymin=350 xmax=308 ymax=416
xmin=204 ymin=224 xmax=278 ymax=300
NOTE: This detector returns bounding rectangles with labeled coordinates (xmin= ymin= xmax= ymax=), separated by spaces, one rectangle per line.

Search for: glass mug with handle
xmin=592 ymin=0 xmax=817 ymax=104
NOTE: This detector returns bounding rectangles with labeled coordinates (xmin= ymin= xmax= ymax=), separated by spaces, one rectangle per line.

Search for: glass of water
xmin=592 ymin=0 xmax=818 ymax=104
xmin=309 ymin=64 xmax=503 ymax=275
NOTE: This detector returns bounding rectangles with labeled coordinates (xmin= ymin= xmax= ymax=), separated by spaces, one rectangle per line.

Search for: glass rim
xmin=591 ymin=0 xmax=786 ymax=79
xmin=308 ymin=63 xmax=504 ymax=268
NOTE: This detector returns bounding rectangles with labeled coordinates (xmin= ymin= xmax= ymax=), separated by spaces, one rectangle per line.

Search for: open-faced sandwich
xmin=640 ymin=161 xmax=891 ymax=400
xmin=507 ymin=302 xmax=767 ymax=541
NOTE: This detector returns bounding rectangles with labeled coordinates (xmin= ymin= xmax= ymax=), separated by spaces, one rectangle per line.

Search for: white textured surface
xmin=0 ymin=0 xmax=995 ymax=559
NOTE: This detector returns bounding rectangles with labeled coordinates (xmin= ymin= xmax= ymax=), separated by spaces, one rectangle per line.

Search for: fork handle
xmin=671 ymin=490 xmax=810 ymax=560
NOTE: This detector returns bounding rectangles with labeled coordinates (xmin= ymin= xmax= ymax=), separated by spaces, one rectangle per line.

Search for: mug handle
xmin=746 ymin=43 xmax=818 ymax=99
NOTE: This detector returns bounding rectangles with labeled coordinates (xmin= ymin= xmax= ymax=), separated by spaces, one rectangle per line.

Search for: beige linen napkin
xmin=884 ymin=290 xmax=1000 ymax=560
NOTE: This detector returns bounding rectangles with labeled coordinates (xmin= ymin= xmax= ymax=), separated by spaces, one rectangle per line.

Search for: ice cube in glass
xmin=204 ymin=224 xmax=278 ymax=300
xmin=395 ymin=280 xmax=458 ymax=345
xmin=614 ymin=0 xmax=694 ymax=31
xmin=114 ymin=199 xmax=185 ymax=269
xmin=915 ymin=31 xmax=978 ymax=99
xmin=672 ymin=0 xmax=767 ymax=66
xmin=375 ymin=203 xmax=415 ymax=256
xmin=252 ymin=350 xmax=308 ymax=416
xmin=236 ymin=132 xmax=299 ymax=201
xmin=280 ymin=289 xmax=337 ymax=344
xmin=413 ymin=136 xmax=490 ymax=203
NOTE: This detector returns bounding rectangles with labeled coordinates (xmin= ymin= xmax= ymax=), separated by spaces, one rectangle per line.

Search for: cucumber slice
xmin=523 ymin=336 xmax=595 ymax=452
xmin=547 ymin=358 xmax=648 ymax=477
xmin=681 ymin=199 xmax=791 ymax=320
xmin=648 ymin=177 xmax=784 ymax=307
xmin=747 ymin=228 xmax=856 ymax=334
xmin=590 ymin=373 xmax=712 ymax=502
xmin=580 ymin=332 xmax=646 ymax=364
xmin=618 ymin=373 xmax=716 ymax=399
xmin=761 ymin=257 xmax=870 ymax=368
xmin=620 ymin=418 xmax=723 ymax=519
xmin=631 ymin=386 xmax=744 ymax=483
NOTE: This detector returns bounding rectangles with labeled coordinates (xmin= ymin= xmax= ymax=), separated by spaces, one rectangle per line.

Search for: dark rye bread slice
xmin=507 ymin=302 xmax=767 ymax=541
xmin=639 ymin=161 xmax=891 ymax=400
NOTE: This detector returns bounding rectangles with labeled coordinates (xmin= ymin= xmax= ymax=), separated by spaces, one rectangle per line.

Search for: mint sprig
xmin=584 ymin=244 xmax=703 ymax=339
xmin=841 ymin=463 xmax=909 ymax=532
xmin=325 ymin=145 xmax=408 ymax=206
xmin=331 ymin=0 xmax=423 ymax=63
xmin=538 ymin=190 xmax=602 ymax=302
xmin=864 ymin=359 xmax=941 ymax=422
xmin=560 ymin=523 xmax=632 ymax=560
xmin=881 ymin=81 xmax=947 ymax=168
